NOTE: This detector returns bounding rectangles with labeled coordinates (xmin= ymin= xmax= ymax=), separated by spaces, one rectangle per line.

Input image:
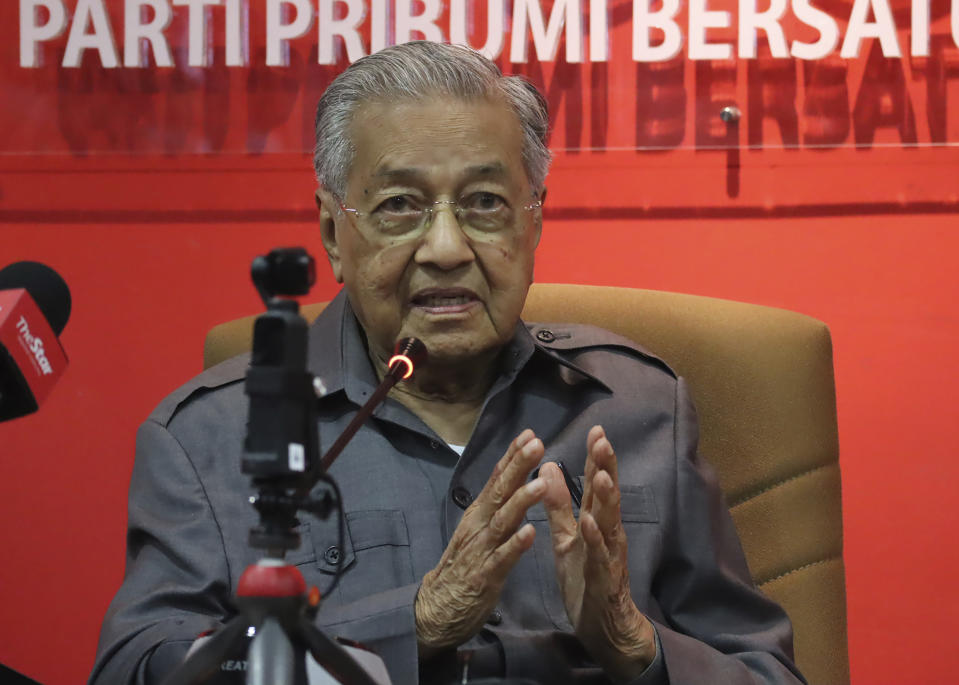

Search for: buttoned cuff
xmin=626 ymin=623 xmax=666 ymax=685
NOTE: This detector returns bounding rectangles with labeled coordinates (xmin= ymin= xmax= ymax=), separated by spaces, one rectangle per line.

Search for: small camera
xmin=251 ymin=247 xmax=316 ymax=301
xmin=244 ymin=247 xmax=321 ymax=554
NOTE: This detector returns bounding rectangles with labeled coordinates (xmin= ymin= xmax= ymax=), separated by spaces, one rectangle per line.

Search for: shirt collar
xmin=306 ymin=290 xmax=374 ymax=404
xmin=306 ymin=289 xmax=609 ymax=406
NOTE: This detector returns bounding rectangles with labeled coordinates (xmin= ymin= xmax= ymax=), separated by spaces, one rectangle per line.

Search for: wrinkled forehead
xmin=344 ymin=94 xmax=528 ymax=195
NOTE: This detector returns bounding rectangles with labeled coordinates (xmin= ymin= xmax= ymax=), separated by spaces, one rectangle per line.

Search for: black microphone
xmin=0 ymin=262 xmax=72 ymax=422
xmin=386 ymin=336 xmax=428 ymax=382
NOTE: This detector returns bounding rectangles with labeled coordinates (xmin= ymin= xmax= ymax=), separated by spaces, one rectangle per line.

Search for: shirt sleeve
xmin=456 ymin=376 xmax=805 ymax=684
xmin=88 ymin=418 xmax=232 ymax=685
xmin=89 ymin=419 xmax=424 ymax=685
xmin=649 ymin=378 xmax=807 ymax=684
xmin=628 ymin=626 xmax=666 ymax=684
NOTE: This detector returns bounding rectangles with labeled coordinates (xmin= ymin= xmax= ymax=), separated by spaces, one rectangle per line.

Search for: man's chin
xmin=411 ymin=332 xmax=502 ymax=367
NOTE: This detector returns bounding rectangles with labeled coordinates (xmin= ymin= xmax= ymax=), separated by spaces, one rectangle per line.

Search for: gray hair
xmin=313 ymin=41 xmax=550 ymax=199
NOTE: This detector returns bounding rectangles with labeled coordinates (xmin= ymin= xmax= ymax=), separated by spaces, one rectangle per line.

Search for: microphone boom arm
xmin=316 ymin=337 xmax=426 ymax=476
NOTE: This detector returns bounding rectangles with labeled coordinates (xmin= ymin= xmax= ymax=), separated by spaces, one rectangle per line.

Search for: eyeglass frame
xmin=332 ymin=193 xmax=543 ymax=237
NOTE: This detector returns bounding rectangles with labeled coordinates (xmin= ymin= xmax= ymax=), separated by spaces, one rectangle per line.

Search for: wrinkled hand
xmin=540 ymin=426 xmax=657 ymax=682
xmin=415 ymin=429 xmax=546 ymax=657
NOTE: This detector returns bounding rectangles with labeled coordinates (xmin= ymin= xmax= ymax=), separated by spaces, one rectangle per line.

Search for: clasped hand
xmin=415 ymin=426 xmax=656 ymax=680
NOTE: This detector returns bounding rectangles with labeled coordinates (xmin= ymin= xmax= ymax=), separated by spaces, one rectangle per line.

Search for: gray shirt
xmin=90 ymin=291 xmax=805 ymax=685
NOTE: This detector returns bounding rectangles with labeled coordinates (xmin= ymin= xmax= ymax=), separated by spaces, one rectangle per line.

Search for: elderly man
xmin=91 ymin=41 xmax=805 ymax=685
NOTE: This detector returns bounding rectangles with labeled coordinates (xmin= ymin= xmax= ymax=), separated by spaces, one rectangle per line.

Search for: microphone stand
xmin=160 ymin=249 xmax=426 ymax=685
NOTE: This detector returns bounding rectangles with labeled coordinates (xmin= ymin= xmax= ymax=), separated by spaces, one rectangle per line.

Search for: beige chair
xmin=205 ymin=283 xmax=849 ymax=685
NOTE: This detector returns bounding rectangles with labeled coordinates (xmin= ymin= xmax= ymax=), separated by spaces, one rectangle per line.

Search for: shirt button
xmin=324 ymin=546 xmax=342 ymax=565
xmin=451 ymin=486 xmax=473 ymax=509
xmin=430 ymin=440 xmax=439 ymax=450
xmin=536 ymin=329 xmax=555 ymax=343
xmin=486 ymin=609 xmax=503 ymax=626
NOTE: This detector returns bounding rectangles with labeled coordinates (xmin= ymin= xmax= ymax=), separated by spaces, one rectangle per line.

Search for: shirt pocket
xmin=526 ymin=482 xmax=660 ymax=631
xmin=297 ymin=509 xmax=414 ymax=608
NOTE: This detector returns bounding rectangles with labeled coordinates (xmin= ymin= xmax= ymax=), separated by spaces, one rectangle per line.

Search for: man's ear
xmin=315 ymin=188 xmax=343 ymax=283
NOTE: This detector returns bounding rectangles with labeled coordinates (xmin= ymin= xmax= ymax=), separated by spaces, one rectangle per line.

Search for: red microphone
xmin=0 ymin=262 xmax=71 ymax=422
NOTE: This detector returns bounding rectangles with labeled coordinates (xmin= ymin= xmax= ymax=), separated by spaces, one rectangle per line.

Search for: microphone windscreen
xmin=0 ymin=262 xmax=72 ymax=335
xmin=392 ymin=337 xmax=428 ymax=370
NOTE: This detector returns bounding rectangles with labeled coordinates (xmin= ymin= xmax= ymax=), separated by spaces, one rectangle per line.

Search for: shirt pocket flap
xmin=345 ymin=510 xmax=410 ymax=550
xmin=525 ymin=482 xmax=658 ymax=523
xmin=306 ymin=515 xmax=357 ymax=574
xmin=620 ymin=484 xmax=658 ymax=523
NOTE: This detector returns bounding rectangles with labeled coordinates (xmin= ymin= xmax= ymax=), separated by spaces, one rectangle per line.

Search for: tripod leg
xmin=159 ymin=616 xmax=248 ymax=685
xmin=247 ymin=616 xmax=295 ymax=685
xmin=297 ymin=615 xmax=383 ymax=685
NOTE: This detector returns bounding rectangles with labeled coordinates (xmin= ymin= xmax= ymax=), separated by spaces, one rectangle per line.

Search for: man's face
xmin=317 ymin=95 xmax=543 ymax=367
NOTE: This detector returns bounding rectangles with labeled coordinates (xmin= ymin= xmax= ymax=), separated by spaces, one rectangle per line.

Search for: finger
xmin=581 ymin=425 xmax=606 ymax=514
xmin=476 ymin=432 xmax=544 ymax=515
xmin=446 ymin=432 xmax=541 ymax=561
xmin=579 ymin=512 xmax=614 ymax=588
xmin=483 ymin=522 xmax=537 ymax=584
xmin=590 ymin=469 xmax=624 ymax=541
xmin=473 ymin=430 xmax=533 ymax=517
xmin=589 ymin=431 xmax=620 ymax=492
xmin=489 ymin=428 xmax=536 ymax=483
xmin=581 ymin=511 xmax=635 ymax=630
xmin=485 ymin=475 xmax=547 ymax=546
xmin=540 ymin=462 xmax=578 ymax=546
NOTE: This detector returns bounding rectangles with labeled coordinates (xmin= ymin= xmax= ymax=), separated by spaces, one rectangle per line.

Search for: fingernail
xmin=580 ymin=512 xmax=598 ymax=539
xmin=515 ymin=429 xmax=534 ymax=447
xmin=527 ymin=478 xmax=546 ymax=496
xmin=522 ymin=439 xmax=541 ymax=457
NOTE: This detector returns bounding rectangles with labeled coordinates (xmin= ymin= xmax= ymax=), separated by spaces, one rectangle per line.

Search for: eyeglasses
xmin=336 ymin=192 xmax=542 ymax=238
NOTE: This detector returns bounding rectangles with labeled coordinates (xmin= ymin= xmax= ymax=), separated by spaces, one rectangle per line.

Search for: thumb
xmin=540 ymin=462 xmax=577 ymax=545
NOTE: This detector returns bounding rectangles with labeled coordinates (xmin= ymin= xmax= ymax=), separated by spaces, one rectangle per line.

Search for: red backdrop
xmin=2 ymin=1 xmax=959 ymax=683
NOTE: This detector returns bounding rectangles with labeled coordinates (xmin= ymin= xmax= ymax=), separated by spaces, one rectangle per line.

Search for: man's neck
xmin=370 ymin=349 xmax=502 ymax=446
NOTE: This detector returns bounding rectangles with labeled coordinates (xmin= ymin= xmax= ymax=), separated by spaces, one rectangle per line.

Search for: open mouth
xmin=410 ymin=289 xmax=480 ymax=311
xmin=414 ymin=294 xmax=473 ymax=306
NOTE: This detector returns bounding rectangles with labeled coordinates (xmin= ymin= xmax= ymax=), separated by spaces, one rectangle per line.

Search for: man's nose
xmin=413 ymin=205 xmax=475 ymax=270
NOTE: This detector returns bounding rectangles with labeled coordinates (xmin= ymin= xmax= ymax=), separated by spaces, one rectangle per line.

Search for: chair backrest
xmin=204 ymin=283 xmax=849 ymax=684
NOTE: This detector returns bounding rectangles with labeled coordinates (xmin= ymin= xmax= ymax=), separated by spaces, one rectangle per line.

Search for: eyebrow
xmin=371 ymin=162 xmax=509 ymax=182
xmin=464 ymin=162 xmax=508 ymax=177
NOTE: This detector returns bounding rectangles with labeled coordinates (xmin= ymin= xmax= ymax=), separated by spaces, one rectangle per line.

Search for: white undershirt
xmin=448 ymin=443 xmax=466 ymax=456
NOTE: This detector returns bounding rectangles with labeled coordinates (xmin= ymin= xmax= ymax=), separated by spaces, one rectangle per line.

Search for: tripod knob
xmin=237 ymin=559 xmax=306 ymax=598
